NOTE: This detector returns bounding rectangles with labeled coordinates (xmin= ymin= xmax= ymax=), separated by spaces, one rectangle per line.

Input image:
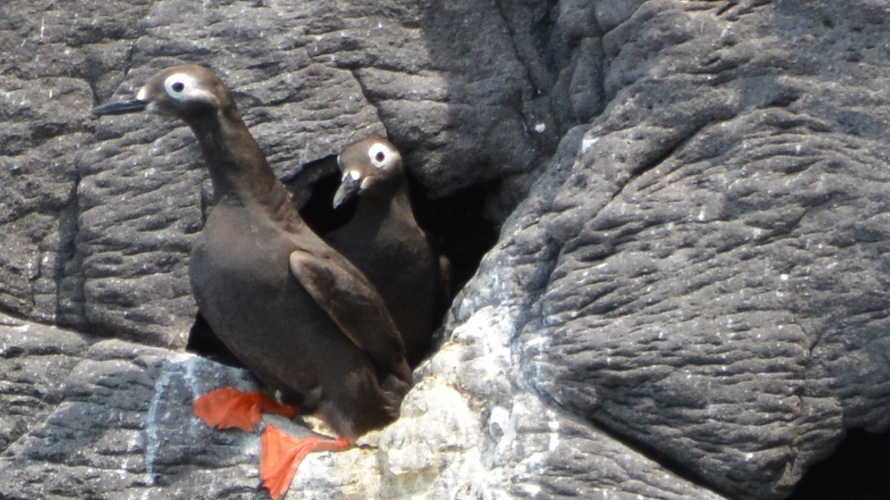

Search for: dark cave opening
xmin=787 ymin=427 xmax=890 ymax=500
xmin=187 ymin=156 xmax=500 ymax=366
xmin=407 ymin=176 xmax=502 ymax=293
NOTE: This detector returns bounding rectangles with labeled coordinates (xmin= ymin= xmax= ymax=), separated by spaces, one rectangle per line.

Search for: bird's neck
xmin=355 ymin=178 xmax=414 ymax=226
xmin=189 ymin=108 xmax=298 ymax=224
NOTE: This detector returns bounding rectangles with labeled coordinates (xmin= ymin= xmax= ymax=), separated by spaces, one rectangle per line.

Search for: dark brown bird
xmin=91 ymin=65 xmax=412 ymax=499
xmin=326 ymin=137 xmax=447 ymax=366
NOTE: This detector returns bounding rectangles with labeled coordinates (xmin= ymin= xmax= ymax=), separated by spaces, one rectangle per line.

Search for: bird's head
xmin=333 ymin=136 xmax=404 ymax=209
xmin=91 ymin=65 xmax=232 ymax=122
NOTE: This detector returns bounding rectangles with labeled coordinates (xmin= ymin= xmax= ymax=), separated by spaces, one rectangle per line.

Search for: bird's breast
xmin=188 ymin=206 xmax=297 ymax=322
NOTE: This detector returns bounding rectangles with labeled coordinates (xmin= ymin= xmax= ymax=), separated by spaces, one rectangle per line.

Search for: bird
xmin=91 ymin=65 xmax=413 ymax=500
xmin=325 ymin=137 xmax=448 ymax=367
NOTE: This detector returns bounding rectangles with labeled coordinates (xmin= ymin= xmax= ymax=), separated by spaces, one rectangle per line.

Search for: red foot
xmin=260 ymin=425 xmax=353 ymax=499
xmin=193 ymin=388 xmax=297 ymax=432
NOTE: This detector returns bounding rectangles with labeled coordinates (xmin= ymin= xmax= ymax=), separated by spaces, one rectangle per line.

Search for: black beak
xmin=90 ymin=99 xmax=148 ymax=116
xmin=333 ymin=173 xmax=363 ymax=209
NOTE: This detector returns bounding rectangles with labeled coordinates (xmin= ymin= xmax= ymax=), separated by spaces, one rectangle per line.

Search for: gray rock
xmin=2 ymin=0 xmax=890 ymax=499
xmin=0 ymin=328 xmax=265 ymax=499
xmin=0 ymin=315 xmax=89 ymax=453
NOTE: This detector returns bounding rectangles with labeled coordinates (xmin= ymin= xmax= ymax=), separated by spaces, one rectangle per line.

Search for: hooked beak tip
xmin=333 ymin=175 xmax=363 ymax=209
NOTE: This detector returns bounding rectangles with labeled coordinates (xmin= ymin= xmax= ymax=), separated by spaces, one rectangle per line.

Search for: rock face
xmin=2 ymin=0 xmax=890 ymax=499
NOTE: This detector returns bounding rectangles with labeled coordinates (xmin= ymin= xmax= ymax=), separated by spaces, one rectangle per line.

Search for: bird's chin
xmin=144 ymin=101 xmax=169 ymax=116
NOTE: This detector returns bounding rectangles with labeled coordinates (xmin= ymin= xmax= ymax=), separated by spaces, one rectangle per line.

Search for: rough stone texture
xmin=2 ymin=0 xmax=890 ymax=499
xmin=0 ymin=318 xmax=265 ymax=499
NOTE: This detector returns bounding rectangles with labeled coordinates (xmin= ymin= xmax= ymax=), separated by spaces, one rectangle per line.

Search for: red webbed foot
xmin=193 ymin=388 xmax=297 ymax=432
xmin=260 ymin=425 xmax=353 ymax=499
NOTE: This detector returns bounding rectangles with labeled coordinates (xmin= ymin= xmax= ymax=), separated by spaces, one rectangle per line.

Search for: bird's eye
xmin=368 ymin=143 xmax=392 ymax=169
xmin=164 ymin=73 xmax=197 ymax=100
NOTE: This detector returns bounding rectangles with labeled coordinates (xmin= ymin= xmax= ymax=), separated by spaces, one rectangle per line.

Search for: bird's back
xmin=327 ymin=198 xmax=439 ymax=367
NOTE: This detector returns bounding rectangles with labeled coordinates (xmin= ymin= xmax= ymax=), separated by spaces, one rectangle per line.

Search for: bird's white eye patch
xmin=368 ymin=142 xmax=397 ymax=169
xmin=164 ymin=73 xmax=199 ymax=101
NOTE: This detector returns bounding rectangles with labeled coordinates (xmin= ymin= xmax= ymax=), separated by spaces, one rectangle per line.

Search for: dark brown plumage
xmin=326 ymin=137 xmax=447 ymax=366
xmin=91 ymin=65 xmax=412 ymax=499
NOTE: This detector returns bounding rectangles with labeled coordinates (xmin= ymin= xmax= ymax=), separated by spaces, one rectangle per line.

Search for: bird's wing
xmin=288 ymin=249 xmax=413 ymax=383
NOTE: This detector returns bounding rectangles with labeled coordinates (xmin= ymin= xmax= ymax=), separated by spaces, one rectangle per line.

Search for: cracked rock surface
xmin=2 ymin=1 xmax=890 ymax=499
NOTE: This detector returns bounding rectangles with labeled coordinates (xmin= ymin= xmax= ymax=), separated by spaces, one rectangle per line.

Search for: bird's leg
xmin=193 ymin=387 xmax=297 ymax=432
xmin=259 ymin=425 xmax=353 ymax=499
